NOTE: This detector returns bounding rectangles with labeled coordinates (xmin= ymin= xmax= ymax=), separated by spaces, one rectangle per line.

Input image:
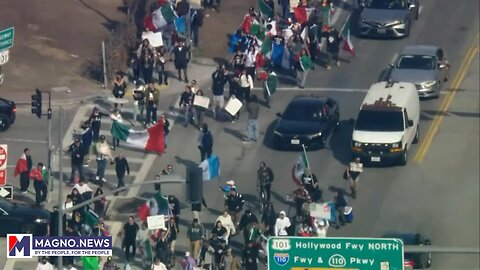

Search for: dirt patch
xmin=198 ymin=0 xmax=256 ymax=61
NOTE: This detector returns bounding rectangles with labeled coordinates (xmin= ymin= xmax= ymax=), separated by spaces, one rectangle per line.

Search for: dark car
xmin=0 ymin=97 xmax=16 ymax=131
xmin=358 ymin=0 xmax=420 ymax=38
xmin=384 ymin=233 xmax=432 ymax=269
xmin=273 ymin=96 xmax=340 ymax=149
xmin=0 ymin=199 xmax=50 ymax=236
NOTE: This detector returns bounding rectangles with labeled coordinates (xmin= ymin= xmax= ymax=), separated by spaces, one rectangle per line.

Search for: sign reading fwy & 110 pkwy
xmin=268 ymin=237 xmax=404 ymax=270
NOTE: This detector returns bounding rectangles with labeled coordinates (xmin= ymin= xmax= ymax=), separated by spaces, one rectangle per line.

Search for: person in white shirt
xmin=72 ymin=180 xmax=93 ymax=195
xmin=216 ymin=210 xmax=236 ymax=244
xmin=63 ymin=195 xmax=74 ymax=222
xmin=36 ymin=257 xmax=54 ymax=270
xmin=315 ymin=219 xmax=329 ymax=238
xmin=244 ymin=45 xmax=257 ymax=82
xmin=274 ymin=210 xmax=291 ymax=236
xmin=151 ymin=256 xmax=168 ymax=270
xmin=239 ymin=69 xmax=254 ymax=101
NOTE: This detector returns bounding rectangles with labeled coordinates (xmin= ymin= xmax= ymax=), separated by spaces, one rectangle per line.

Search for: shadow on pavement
xmin=329 ymin=119 xmax=355 ymax=165
xmin=174 ymin=156 xmax=198 ymax=169
xmin=223 ymin=127 xmax=245 ymax=141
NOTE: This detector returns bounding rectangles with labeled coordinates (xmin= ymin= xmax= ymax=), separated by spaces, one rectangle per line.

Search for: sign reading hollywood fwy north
xmin=268 ymin=237 xmax=404 ymax=270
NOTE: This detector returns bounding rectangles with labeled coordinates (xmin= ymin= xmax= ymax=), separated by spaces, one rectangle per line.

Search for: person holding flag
xmin=258 ymin=67 xmax=277 ymax=108
xmin=322 ymin=26 xmax=343 ymax=70
xmin=296 ymin=48 xmax=314 ymax=88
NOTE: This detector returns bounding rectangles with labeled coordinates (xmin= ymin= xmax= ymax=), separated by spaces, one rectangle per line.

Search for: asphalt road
xmin=0 ymin=0 xmax=478 ymax=269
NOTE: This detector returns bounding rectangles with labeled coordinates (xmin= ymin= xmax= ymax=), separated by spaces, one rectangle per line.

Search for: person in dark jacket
xmin=278 ymin=0 xmax=290 ymax=19
xmin=155 ymin=46 xmax=169 ymax=85
xmin=176 ymin=0 xmax=190 ymax=16
xmin=211 ymin=65 xmax=228 ymax=119
xmin=197 ymin=123 xmax=213 ymax=161
xmin=257 ymin=161 xmax=274 ymax=201
xmin=173 ymin=41 xmax=190 ymax=82
xmin=140 ymin=51 xmax=155 ymax=84
xmin=179 ymin=86 xmax=195 ymax=127
xmin=243 ymin=241 xmax=259 ymax=270
xmin=227 ymin=73 xmax=241 ymax=122
xmin=112 ymin=152 xmax=129 ymax=195
xmin=238 ymin=209 xmax=258 ymax=243
xmin=332 ymin=189 xmax=348 ymax=228
xmin=191 ymin=9 xmax=204 ymax=47
xmin=168 ymin=195 xmax=181 ymax=227
xmin=301 ymin=168 xmax=322 ymax=202
xmin=261 ymin=203 xmax=277 ymax=236
xmin=68 ymin=138 xmax=85 ymax=184
xmin=322 ymin=27 xmax=343 ymax=70
xmin=161 ymin=114 xmax=170 ymax=148
xmin=88 ymin=107 xmax=109 ymax=142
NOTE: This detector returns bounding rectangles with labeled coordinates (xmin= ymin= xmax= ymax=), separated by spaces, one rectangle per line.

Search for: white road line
xmin=1 ymin=138 xmax=47 ymax=144
xmin=390 ymin=53 xmax=398 ymax=65
xmin=62 ymin=104 xmax=94 ymax=149
xmin=253 ymin=87 xmax=368 ymax=92
xmin=126 ymin=154 xmax=156 ymax=197
xmin=418 ymin=5 xmax=423 ymax=15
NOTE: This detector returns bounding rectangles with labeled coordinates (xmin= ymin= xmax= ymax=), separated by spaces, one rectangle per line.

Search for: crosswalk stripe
xmin=59 ymin=166 xmax=119 ymax=176
xmin=61 ymin=154 xmax=147 ymax=164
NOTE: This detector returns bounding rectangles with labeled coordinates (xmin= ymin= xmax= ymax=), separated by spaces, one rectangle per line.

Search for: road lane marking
xmin=1 ymin=138 xmax=47 ymax=144
xmin=253 ymin=87 xmax=368 ymax=92
xmin=413 ymin=40 xmax=479 ymax=162
xmin=418 ymin=5 xmax=423 ymax=15
xmin=390 ymin=53 xmax=398 ymax=65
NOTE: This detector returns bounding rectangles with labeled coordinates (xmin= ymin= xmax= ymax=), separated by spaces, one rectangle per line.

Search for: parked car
xmin=384 ymin=233 xmax=432 ymax=269
xmin=273 ymin=96 xmax=340 ymax=149
xmin=386 ymin=45 xmax=449 ymax=98
xmin=358 ymin=0 xmax=420 ymax=38
xmin=0 ymin=199 xmax=50 ymax=236
xmin=0 ymin=97 xmax=16 ymax=131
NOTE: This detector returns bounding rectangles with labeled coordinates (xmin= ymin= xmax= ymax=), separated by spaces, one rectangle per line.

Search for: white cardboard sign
xmin=147 ymin=215 xmax=166 ymax=230
xmin=193 ymin=95 xmax=210 ymax=109
xmin=224 ymin=97 xmax=242 ymax=116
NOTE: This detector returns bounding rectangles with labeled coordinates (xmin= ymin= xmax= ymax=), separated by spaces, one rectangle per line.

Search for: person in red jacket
xmin=29 ymin=162 xmax=47 ymax=206
xmin=14 ymin=148 xmax=33 ymax=193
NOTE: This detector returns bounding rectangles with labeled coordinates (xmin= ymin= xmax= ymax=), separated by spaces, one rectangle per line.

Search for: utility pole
xmin=57 ymin=106 xmax=64 ymax=270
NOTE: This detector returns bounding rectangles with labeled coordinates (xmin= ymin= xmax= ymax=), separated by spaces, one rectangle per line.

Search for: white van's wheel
xmin=413 ymin=126 xmax=419 ymax=144
xmin=399 ymin=149 xmax=408 ymax=166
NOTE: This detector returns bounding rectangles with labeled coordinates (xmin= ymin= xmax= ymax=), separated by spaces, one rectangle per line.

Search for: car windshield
xmin=397 ymin=55 xmax=435 ymax=70
xmin=356 ymin=110 xmax=404 ymax=131
xmin=283 ymin=102 xmax=324 ymax=121
xmin=366 ymin=0 xmax=407 ymax=9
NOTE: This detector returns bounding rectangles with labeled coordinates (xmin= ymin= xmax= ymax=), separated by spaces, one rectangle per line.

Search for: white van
xmin=352 ymin=81 xmax=420 ymax=165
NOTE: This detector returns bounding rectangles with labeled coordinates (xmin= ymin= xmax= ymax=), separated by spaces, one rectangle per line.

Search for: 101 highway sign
xmin=268 ymin=237 xmax=404 ymax=270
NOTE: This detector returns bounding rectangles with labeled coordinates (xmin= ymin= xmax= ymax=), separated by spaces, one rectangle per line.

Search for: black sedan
xmin=0 ymin=97 xmax=16 ymax=131
xmin=273 ymin=96 xmax=340 ymax=149
xmin=385 ymin=233 xmax=432 ymax=269
xmin=0 ymin=199 xmax=50 ymax=236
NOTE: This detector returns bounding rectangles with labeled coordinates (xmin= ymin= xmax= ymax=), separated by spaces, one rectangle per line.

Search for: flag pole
xmin=301 ymin=144 xmax=310 ymax=169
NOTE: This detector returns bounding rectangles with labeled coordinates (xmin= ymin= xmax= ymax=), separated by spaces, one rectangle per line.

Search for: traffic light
xmin=31 ymin=89 xmax=42 ymax=118
xmin=186 ymin=166 xmax=203 ymax=203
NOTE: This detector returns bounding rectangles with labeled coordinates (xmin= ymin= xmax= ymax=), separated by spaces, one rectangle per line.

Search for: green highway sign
xmin=268 ymin=237 xmax=404 ymax=270
xmin=0 ymin=27 xmax=15 ymax=51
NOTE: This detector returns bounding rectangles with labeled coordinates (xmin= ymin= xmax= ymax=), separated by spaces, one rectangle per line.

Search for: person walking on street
xmin=29 ymin=162 xmax=48 ymax=206
xmin=68 ymin=138 xmax=85 ymax=184
xmin=161 ymin=114 xmax=170 ymax=148
xmin=191 ymin=8 xmax=205 ymax=47
xmin=244 ymin=94 xmax=259 ymax=143
xmin=243 ymin=242 xmax=259 ymax=270
xmin=322 ymin=26 xmax=343 ymax=70
xmin=274 ymin=210 xmax=291 ymax=236
xmin=145 ymin=83 xmax=160 ymax=127
xmin=181 ymin=251 xmax=197 ymax=270
xmin=226 ymin=189 xmax=246 ymax=229
xmin=332 ymin=190 xmax=347 ymax=228
xmin=296 ymin=49 xmax=314 ymax=88
xmin=14 ymin=148 xmax=33 ymax=193
xmin=173 ymin=40 xmax=190 ymax=82
xmin=88 ymin=107 xmax=109 ymax=142
xmin=238 ymin=209 xmax=258 ymax=243
xmin=193 ymin=89 xmax=207 ymax=129
xmin=198 ymin=123 xmax=213 ymax=161
xmin=257 ymin=161 xmax=274 ymax=201
xmin=187 ymin=218 xmax=205 ymax=263
xmin=155 ymin=46 xmax=169 ymax=85
xmin=121 ymin=216 xmax=139 ymax=263
xmin=132 ymin=84 xmax=146 ymax=123
xmin=112 ymin=71 xmax=127 ymax=110
xmin=112 ymin=152 xmax=129 ymax=195
xmin=95 ymin=135 xmax=112 ymax=182
xmin=180 ymin=85 xmax=195 ymax=127
xmin=239 ymin=69 xmax=254 ymax=101
xmin=211 ymin=65 xmax=228 ymax=119
xmin=345 ymin=157 xmax=363 ymax=198
xmin=260 ymin=68 xmax=277 ymax=108
xmin=110 ymin=109 xmax=123 ymax=150
xmin=140 ymin=50 xmax=155 ymax=84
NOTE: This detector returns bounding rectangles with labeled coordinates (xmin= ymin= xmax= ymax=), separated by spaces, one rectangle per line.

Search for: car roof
xmin=383 ymin=233 xmax=421 ymax=245
xmin=400 ymin=45 xmax=440 ymax=56
xmin=291 ymin=96 xmax=329 ymax=106
xmin=362 ymin=81 xmax=416 ymax=110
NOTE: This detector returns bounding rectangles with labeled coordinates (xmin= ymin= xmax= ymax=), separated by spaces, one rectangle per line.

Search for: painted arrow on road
xmin=0 ymin=186 xmax=13 ymax=199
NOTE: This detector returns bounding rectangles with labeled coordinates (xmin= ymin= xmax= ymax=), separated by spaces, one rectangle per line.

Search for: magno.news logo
xmin=7 ymin=234 xmax=32 ymax=258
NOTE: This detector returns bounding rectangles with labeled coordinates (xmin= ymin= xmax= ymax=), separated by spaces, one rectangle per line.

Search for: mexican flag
xmin=111 ymin=120 xmax=165 ymax=153
xmin=260 ymin=35 xmax=272 ymax=58
xmin=342 ymin=19 xmax=355 ymax=57
xmin=293 ymin=7 xmax=315 ymax=24
xmin=81 ymin=256 xmax=99 ymax=270
xmin=249 ymin=22 xmax=263 ymax=40
xmin=145 ymin=3 xmax=177 ymax=31
xmin=322 ymin=5 xmax=335 ymax=28
xmin=198 ymin=155 xmax=220 ymax=181
xmin=138 ymin=192 xmax=170 ymax=222
xmin=13 ymin=154 xmax=28 ymax=177
xmin=258 ymin=0 xmax=274 ymax=19
xmin=265 ymin=71 xmax=277 ymax=96
xmin=300 ymin=55 xmax=314 ymax=71
xmin=292 ymin=144 xmax=310 ymax=185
